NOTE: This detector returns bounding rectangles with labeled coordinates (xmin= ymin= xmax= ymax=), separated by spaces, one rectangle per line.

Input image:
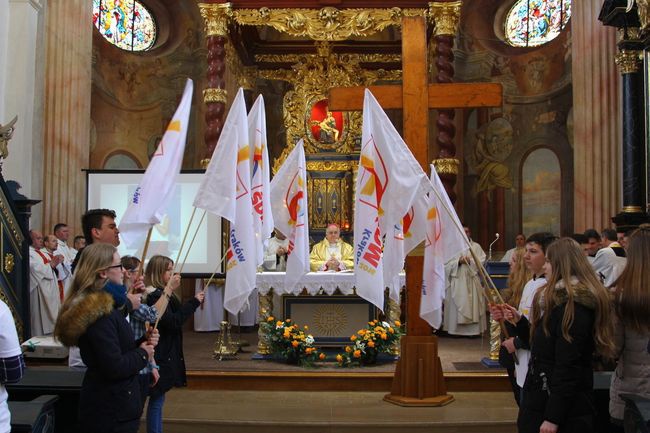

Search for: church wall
xmin=90 ymin=1 xmax=206 ymax=171
xmin=1 ymin=0 xmax=45 ymax=230
xmin=456 ymin=0 xmax=574 ymax=249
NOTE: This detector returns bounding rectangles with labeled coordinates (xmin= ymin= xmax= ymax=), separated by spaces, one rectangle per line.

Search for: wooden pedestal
xmin=383 ymin=335 xmax=454 ymax=407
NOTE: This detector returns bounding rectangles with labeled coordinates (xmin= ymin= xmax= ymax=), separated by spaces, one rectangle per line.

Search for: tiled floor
xmin=146 ymin=389 xmax=518 ymax=433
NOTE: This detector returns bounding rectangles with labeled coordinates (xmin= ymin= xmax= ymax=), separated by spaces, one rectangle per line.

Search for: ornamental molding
xmin=432 ymin=158 xmax=460 ymax=175
xmin=615 ymin=50 xmax=642 ymax=74
xmin=255 ymin=53 xmax=402 ymax=64
xmin=428 ymin=1 xmax=462 ymax=37
xmin=230 ymin=7 xmax=426 ymax=41
xmin=198 ymin=2 xmax=233 ymax=37
xmin=306 ymin=160 xmax=355 ymax=172
xmin=203 ymin=88 xmax=228 ymax=104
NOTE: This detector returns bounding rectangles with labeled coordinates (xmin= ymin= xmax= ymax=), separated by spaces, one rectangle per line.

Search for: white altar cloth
xmin=255 ymin=272 xmax=406 ymax=296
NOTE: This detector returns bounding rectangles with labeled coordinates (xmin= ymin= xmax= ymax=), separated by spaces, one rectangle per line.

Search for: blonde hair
xmin=64 ymin=243 xmax=116 ymax=302
xmin=532 ymin=237 xmax=614 ymax=359
xmin=144 ymin=255 xmax=173 ymax=290
xmin=613 ymin=225 xmax=650 ymax=332
xmin=505 ymin=247 xmax=531 ymax=308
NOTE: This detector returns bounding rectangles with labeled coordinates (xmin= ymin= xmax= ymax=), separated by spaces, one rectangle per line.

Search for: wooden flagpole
xmin=173 ymin=206 xmax=198 ymax=273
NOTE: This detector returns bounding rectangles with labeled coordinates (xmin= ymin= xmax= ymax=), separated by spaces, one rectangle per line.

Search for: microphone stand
xmin=487 ymin=235 xmax=499 ymax=262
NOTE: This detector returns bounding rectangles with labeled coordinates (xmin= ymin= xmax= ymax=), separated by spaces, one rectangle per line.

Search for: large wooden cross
xmin=328 ymin=16 xmax=502 ymax=406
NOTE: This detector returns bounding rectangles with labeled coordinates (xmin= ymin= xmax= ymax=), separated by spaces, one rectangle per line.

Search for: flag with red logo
xmin=420 ymin=165 xmax=469 ymax=328
xmin=248 ymin=95 xmax=274 ymax=266
xmin=119 ymin=78 xmax=193 ymax=248
xmin=354 ymin=89 xmax=430 ymax=312
xmin=270 ymin=140 xmax=309 ymax=292
xmin=382 ymin=192 xmax=428 ymax=302
xmin=193 ymin=88 xmax=256 ymax=314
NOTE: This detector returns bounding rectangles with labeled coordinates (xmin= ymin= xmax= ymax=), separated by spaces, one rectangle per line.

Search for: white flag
xmin=382 ymin=192 xmax=428 ymax=302
xmin=119 ymin=79 xmax=193 ymax=248
xmin=193 ymin=88 xmax=256 ymax=314
xmin=248 ymin=95 xmax=274 ymax=266
xmin=420 ymin=166 xmax=469 ymax=329
xmin=354 ymin=89 xmax=430 ymax=311
xmin=270 ymin=140 xmax=310 ymax=292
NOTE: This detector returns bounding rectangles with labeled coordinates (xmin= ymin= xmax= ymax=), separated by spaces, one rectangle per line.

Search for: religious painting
xmin=308 ymin=99 xmax=345 ymax=148
xmin=521 ymin=148 xmax=561 ymax=235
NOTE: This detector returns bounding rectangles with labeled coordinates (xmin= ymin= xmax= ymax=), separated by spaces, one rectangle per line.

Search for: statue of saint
xmin=313 ymin=111 xmax=339 ymax=143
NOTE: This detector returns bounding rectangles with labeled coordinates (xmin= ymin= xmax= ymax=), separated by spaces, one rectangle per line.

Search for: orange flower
xmin=353 ymin=350 xmax=361 ymax=358
xmin=394 ymin=320 xmax=401 ymax=327
xmin=267 ymin=316 xmax=275 ymax=322
xmin=358 ymin=329 xmax=366 ymax=336
xmin=381 ymin=333 xmax=388 ymax=340
xmin=345 ymin=346 xmax=352 ymax=353
xmin=374 ymin=326 xmax=384 ymax=333
xmin=388 ymin=327 xmax=394 ymax=334
xmin=350 ymin=335 xmax=357 ymax=341
xmin=286 ymin=319 xmax=292 ymax=323
xmin=336 ymin=354 xmax=343 ymax=362
xmin=367 ymin=340 xmax=375 ymax=348
xmin=368 ymin=321 xmax=374 ymax=325
xmin=291 ymin=340 xmax=299 ymax=347
xmin=305 ymin=347 xmax=313 ymax=354
xmin=319 ymin=353 xmax=326 ymax=360
xmin=276 ymin=321 xmax=284 ymax=327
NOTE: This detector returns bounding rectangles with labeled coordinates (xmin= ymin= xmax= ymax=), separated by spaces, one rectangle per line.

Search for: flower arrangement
xmin=336 ymin=319 xmax=403 ymax=367
xmin=262 ymin=317 xmax=326 ymax=366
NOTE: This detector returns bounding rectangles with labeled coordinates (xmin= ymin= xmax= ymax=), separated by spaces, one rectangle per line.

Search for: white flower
xmin=276 ymin=324 xmax=284 ymax=329
xmin=381 ymin=321 xmax=390 ymax=328
xmin=356 ymin=341 xmax=365 ymax=350
xmin=306 ymin=335 xmax=315 ymax=345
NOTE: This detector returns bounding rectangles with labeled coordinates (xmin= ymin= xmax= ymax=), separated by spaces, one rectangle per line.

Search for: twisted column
xmin=430 ymin=1 xmax=462 ymax=203
xmin=199 ymin=3 xmax=231 ymax=165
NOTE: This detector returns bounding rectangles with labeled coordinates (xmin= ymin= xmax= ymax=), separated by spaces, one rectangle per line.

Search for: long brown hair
xmin=64 ymin=243 xmax=116 ymax=301
xmin=532 ymin=237 xmax=615 ymax=359
xmin=613 ymin=225 xmax=650 ymax=333
xmin=505 ymin=247 xmax=531 ymax=308
xmin=144 ymin=255 xmax=173 ymax=290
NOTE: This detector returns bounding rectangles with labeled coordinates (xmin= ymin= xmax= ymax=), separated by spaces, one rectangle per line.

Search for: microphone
xmin=488 ymin=233 xmax=500 ymax=262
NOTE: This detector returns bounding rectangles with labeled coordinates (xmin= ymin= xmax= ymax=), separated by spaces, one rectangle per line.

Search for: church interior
xmin=1 ymin=0 xmax=649 ymax=432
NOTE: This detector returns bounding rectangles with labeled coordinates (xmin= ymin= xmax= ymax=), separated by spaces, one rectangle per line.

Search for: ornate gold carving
xmin=198 ymin=2 xmax=233 ymax=37
xmin=489 ymin=318 xmax=500 ymax=361
xmin=0 ymin=116 xmax=17 ymax=161
xmin=432 ymin=158 xmax=460 ymax=175
xmin=239 ymin=66 xmax=258 ymax=90
xmin=4 ymin=253 xmax=14 ymax=274
xmin=0 ymin=187 xmax=24 ymax=249
xmin=636 ymin=0 xmax=650 ymax=33
xmin=428 ymin=1 xmax=462 ymax=37
xmin=257 ymin=291 xmax=274 ymax=355
xmin=622 ymin=205 xmax=644 ymax=213
xmin=386 ymin=294 xmax=402 ymax=356
xmin=615 ymin=50 xmax=642 ymax=74
xmin=313 ymin=304 xmax=348 ymax=336
xmin=203 ymin=88 xmax=228 ymax=104
xmin=306 ymin=161 xmax=354 ymax=171
xmin=231 ymin=7 xmax=426 ymax=41
xmin=255 ymin=53 xmax=402 ymax=64
xmin=200 ymin=158 xmax=211 ymax=169
xmin=618 ymin=26 xmax=641 ymax=42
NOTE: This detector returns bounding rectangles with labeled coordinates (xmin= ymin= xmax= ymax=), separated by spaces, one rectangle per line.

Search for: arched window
xmin=92 ymin=0 xmax=157 ymax=52
xmin=505 ymin=0 xmax=571 ymax=47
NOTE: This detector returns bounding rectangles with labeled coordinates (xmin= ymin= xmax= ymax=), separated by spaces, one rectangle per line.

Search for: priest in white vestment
xmin=309 ymin=224 xmax=354 ymax=272
xmin=443 ymin=226 xmax=487 ymax=336
xmin=263 ymin=231 xmax=290 ymax=271
xmin=28 ymin=230 xmax=62 ymax=335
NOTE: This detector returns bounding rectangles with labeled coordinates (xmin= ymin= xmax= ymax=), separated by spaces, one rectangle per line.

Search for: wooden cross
xmin=328 ymin=16 xmax=502 ymax=406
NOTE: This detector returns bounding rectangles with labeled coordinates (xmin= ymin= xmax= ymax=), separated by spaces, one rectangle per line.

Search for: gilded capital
xmin=428 ymin=1 xmax=462 ymax=37
xmin=432 ymin=158 xmax=460 ymax=175
xmin=198 ymin=2 xmax=232 ymax=37
xmin=203 ymin=88 xmax=228 ymax=104
xmin=615 ymin=50 xmax=642 ymax=74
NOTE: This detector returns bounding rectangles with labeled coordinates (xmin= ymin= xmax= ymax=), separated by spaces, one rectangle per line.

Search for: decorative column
xmin=572 ymin=2 xmax=621 ymax=230
xmin=599 ymin=3 xmax=650 ymax=231
xmin=198 ymin=3 xmax=231 ymax=166
xmin=41 ymin=0 xmax=92 ymax=237
xmin=429 ymin=1 xmax=462 ymax=203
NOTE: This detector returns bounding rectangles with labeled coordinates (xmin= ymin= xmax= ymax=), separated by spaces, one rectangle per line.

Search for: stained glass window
xmin=92 ymin=0 xmax=156 ymax=51
xmin=505 ymin=0 xmax=571 ymax=47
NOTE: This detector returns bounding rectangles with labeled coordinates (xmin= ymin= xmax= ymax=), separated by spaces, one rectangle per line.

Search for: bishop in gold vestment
xmin=310 ymin=224 xmax=354 ymax=272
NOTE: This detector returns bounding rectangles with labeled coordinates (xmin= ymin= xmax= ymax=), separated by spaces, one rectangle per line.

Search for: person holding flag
xmin=193 ymin=88 xmax=257 ymax=315
xmin=270 ymin=139 xmax=310 ymax=292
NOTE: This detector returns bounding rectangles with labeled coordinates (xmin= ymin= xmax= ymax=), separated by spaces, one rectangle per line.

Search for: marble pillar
xmin=572 ymin=2 xmax=622 ymax=230
xmin=2 ymin=0 xmax=45 ymax=229
xmin=41 ymin=0 xmax=92 ymax=237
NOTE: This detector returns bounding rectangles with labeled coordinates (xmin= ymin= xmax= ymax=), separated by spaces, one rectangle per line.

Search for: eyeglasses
xmin=106 ymin=264 xmax=124 ymax=271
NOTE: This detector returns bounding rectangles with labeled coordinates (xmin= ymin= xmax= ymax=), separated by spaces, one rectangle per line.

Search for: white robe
xmin=29 ymin=247 xmax=61 ymax=335
xmin=262 ymin=236 xmax=290 ymax=271
xmin=55 ymin=239 xmax=76 ymax=297
xmin=591 ymin=247 xmax=626 ymax=288
xmin=443 ymin=241 xmax=487 ymax=336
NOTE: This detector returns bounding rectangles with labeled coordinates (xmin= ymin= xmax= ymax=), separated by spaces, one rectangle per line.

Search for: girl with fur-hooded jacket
xmin=55 ymin=244 xmax=157 ymax=433
xmin=495 ymin=238 xmax=615 ymax=433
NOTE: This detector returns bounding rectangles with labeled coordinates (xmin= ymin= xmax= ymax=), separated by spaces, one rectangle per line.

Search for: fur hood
xmin=553 ymin=277 xmax=598 ymax=310
xmin=54 ymin=290 xmax=114 ymax=347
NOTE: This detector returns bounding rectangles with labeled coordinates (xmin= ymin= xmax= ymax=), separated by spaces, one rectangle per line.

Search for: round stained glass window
xmin=92 ymin=0 xmax=157 ymax=51
xmin=505 ymin=0 xmax=571 ymax=47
